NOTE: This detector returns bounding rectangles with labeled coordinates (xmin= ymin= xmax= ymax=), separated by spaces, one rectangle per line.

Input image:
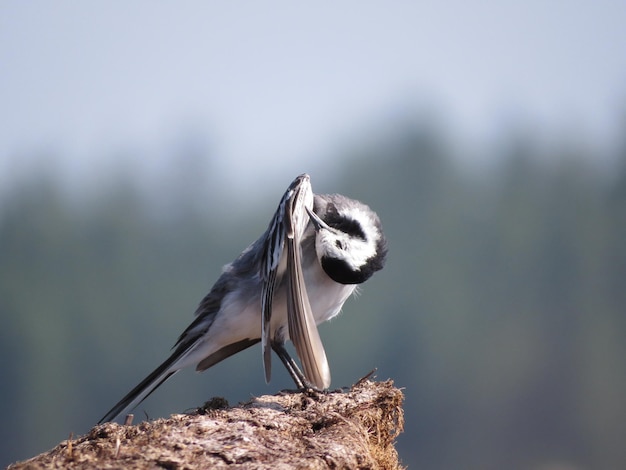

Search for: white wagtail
xmin=99 ymin=174 xmax=387 ymax=423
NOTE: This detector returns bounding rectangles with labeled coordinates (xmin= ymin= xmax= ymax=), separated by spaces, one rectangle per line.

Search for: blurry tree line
xmin=1 ymin=120 xmax=626 ymax=469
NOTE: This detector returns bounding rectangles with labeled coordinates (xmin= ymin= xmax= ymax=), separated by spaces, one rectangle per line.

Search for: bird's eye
xmin=335 ymin=240 xmax=344 ymax=250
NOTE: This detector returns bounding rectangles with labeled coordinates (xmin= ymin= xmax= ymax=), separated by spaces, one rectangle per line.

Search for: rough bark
xmin=8 ymin=379 xmax=404 ymax=469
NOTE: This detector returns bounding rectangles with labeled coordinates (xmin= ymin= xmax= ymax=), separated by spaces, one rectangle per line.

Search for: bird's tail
xmin=98 ymin=351 xmax=182 ymax=424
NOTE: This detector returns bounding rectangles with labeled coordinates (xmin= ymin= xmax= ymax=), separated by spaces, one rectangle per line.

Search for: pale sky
xmin=1 ymin=1 xmax=625 ymax=194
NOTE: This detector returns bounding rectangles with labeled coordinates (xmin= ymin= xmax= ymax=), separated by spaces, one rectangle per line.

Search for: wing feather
xmin=286 ymin=236 xmax=331 ymax=389
xmin=260 ymin=174 xmax=308 ymax=383
xmin=259 ymin=173 xmax=330 ymax=389
xmin=285 ymin=179 xmax=331 ymax=389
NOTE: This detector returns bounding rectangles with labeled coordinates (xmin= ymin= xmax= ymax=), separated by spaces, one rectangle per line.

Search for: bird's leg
xmin=271 ymin=341 xmax=321 ymax=391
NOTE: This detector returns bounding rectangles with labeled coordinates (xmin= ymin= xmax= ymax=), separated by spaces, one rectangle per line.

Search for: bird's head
xmin=307 ymin=194 xmax=387 ymax=285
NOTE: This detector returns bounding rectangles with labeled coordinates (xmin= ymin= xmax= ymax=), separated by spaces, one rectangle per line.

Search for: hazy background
xmin=2 ymin=2 xmax=626 ymax=468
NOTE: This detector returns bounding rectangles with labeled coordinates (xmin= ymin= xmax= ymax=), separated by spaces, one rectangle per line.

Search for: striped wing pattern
xmin=260 ymin=174 xmax=330 ymax=388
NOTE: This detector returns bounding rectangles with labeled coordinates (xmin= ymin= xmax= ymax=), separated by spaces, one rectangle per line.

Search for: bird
xmin=98 ymin=173 xmax=387 ymax=423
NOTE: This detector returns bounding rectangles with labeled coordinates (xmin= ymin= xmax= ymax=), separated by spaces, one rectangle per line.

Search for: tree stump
xmin=8 ymin=379 xmax=404 ymax=469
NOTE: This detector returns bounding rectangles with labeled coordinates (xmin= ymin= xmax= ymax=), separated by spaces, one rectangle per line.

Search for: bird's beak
xmin=306 ymin=207 xmax=331 ymax=231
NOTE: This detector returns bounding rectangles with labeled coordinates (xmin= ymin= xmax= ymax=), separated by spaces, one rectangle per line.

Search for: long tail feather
xmin=98 ymin=352 xmax=181 ymax=424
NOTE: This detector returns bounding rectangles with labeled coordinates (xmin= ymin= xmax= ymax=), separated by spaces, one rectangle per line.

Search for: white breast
xmin=303 ymin=258 xmax=356 ymax=325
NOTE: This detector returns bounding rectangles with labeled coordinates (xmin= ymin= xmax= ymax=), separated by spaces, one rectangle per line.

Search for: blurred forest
xmin=2 ymin=120 xmax=626 ymax=470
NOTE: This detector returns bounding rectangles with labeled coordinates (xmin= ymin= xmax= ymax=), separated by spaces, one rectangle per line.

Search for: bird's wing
xmin=260 ymin=173 xmax=330 ymax=389
xmin=287 ymin=183 xmax=330 ymax=389
xmin=260 ymin=174 xmax=311 ymax=382
xmin=285 ymin=221 xmax=331 ymax=389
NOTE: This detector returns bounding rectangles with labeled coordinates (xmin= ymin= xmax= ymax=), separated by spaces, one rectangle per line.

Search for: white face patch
xmin=315 ymin=205 xmax=381 ymax=271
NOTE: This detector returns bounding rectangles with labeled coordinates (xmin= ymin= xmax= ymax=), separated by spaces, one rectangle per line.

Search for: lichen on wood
xmin=8 ymin=379 xmax=404 ymax=470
